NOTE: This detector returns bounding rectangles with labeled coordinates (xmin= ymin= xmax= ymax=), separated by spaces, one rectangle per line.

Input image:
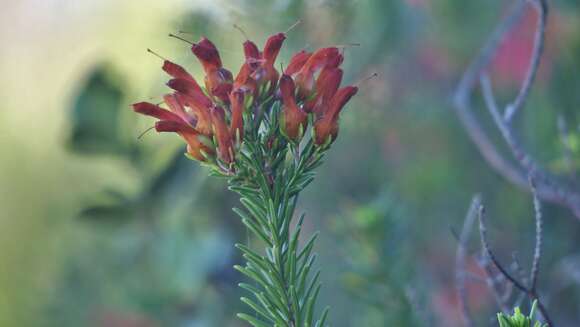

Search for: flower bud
xmin=229 ymin=90 xmax=245 ymax=143
xmin=210 ymin=106 xmax=234 ymax=164
xmin=313 ymin=86 xmax=358 ymax=146
xmin=279 ymin=75 xmax=308 ymax=142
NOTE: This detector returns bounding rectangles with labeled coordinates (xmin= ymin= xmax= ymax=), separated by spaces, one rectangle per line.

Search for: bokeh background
xmin=1 ymin=0 xmax=579 ymax=326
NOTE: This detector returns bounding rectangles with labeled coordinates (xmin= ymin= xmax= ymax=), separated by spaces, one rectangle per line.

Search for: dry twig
xmin=455 ymin=179 xmax=555 ymax=325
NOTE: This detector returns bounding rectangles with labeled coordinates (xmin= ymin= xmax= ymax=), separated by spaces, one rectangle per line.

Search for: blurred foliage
xmin=330 ymin=189 xmax=426 ymax=326
xmin=1 ymin=0 xmax=580 ymax=326
xmin=67 ymin=65 xmax=129 ymax=156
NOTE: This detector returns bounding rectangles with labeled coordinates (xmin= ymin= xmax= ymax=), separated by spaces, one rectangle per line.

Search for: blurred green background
xmin=1 ymin=0 xmax=579 ymax=326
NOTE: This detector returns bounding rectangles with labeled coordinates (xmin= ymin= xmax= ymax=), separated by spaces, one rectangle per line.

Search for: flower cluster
xmin=132 ymin=31 xmax=358 ymax=168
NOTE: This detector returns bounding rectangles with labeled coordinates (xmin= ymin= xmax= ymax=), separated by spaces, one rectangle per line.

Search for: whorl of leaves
xmin=497 ymin=301 xmax=547 ymax=327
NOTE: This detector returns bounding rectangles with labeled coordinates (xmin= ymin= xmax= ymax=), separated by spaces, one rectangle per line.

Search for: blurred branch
xmin=455 ymin=195 xmax=481 ymax=327
xmin=503 ymin=0 xmax=548 ymax=123
xmin=477 ymin=254 xmax=511 ymax=314
xmin=456 ymin=179 xmax=556 ymax=325
xmin=452 ymin=0 xmax=580 ymax=220
xmin=476 ymin=180 xmax=554 ymax=326
xmin=530 ymin=179 xmax=543 ymax=292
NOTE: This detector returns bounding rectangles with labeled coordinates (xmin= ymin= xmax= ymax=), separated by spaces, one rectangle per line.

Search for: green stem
xmin=232 ymin=138 xmax=325 ymax=327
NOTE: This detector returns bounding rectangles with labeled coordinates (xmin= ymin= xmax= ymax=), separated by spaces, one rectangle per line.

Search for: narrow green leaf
xmin=240 ymin=297 xmax=275 ymax=323
xmin=315 ymin=306 xmax=330 ymax=327
xmin=236 ymin=313 xmax=269 ymax=327
xmin=301 ymin=270 xmax=321 ymax=307
xmin=298 ymin=232 xmax=319 ymax=262
xmin=304 ymin=284 xmax=322 ymax=326
xmin=239 ymin=217 xmax=272 ymax=247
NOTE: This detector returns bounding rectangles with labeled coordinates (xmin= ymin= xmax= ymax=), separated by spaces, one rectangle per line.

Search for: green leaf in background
xmin=67 ymin=64 xmax=128 ymax=155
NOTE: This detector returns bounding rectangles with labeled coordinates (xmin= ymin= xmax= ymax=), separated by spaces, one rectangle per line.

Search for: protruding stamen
xmin=169 ymin=33 xmax=195 ymax=45
xmin=233 ymin=24 xmax=249 ymax=40
xmin=147 ymin=48 xmax=167 ymax=61
xmin=355 ymin=72 xmax=378 ymax=87
xmin=137 ymin=126 xmax=156 ymax=140
xmin=285 ymin=19 xmax=302 ymax=34
xmin=336 ymin=43 xmax=361 ymax=49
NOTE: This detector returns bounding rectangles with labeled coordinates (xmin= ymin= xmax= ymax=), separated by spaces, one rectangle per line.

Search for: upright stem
xmin=232 ymin=136 xmax=327 ymax=326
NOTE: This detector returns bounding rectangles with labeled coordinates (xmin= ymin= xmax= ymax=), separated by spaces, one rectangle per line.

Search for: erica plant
xmin=132 ymin=26 xmax=359 ymax=326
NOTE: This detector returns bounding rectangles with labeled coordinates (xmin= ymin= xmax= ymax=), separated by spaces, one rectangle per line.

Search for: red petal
xmin=163 ymin=94 xmax=196 ymax=125
xmin=327 ymin=86 xmax=358 ymax=119
xmin=294 ymin=47 xmax=340 ymax=98
xmin=302 ymin=47 xmax=340 ymax=73
xmin=176 ymin=93 xmax=213 ymax=136
xmin=155 ymin=121 xmax=214 ymax=161
xmin=306 ymin=68 xmax=343 ymax=114
xmin=326 ymin=52 xmax=344 ymax=69
xmin=167 ymin=78 xmax=213 ymax=108
xmin=204 ymin=68 xmax=233 ymax=103
xmin=191 ymin=37 xmax=222 ymax=72
xmin=284 ymin=50 xmax=311 ymax=76
xmin=234 ymin=63 xmax=258 ymax=94
xmin=210 ymin=106 xmax=234 ymax=163
xmin=132 ymin=102 xmax=183 ymax=122
xmin=155 ymin=120 xmax=196 ymax=134
xmin=243 ymin=40 xmax=261 ymax=60
xmin=313 ymin=116 xmax=338 ymax=145
xmin=262 ymin=33 xmax=286 ymax=66
xmin=279 ymin=75 xmax=307 ymax=140
xmin=229 ymin=90 xmax=245 ymax=140
xmin=279 ymin=74 xmax=296 ymax=101
xmin=162 ymin=61 xmax=194 ymax=81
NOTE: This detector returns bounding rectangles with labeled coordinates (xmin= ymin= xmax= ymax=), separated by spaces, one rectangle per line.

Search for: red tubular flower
xmin=250 ymin=33 xmax=286 ymax=95
xmin=167 ymin=78 xmax=214 ymax=136
xmin=191 ymin=37 xmax=233 ymax=103
xmin=176 ymin=93 xmax=213 ymax=136
xmin=262 ymin=33 xmax=285 ymax=67
xmin=133 ymin=29 xmax=359 ymax=166
xmin=303 ymin=67 xmax=343 ymax=114
xmin=229 ymin=90 xmax=245 ymax=143
xmin=210 ymin=106 xmax=234 ymax=164
xmin=243 ymin=40 xmax=261 ymax=61
xmin=132 ymin=102 xmax=183 ymax=123
xmin=162 ymin=93 xmax=197 ymax=126
xmin=132 ymin=102 xmax=215 ymax=162
xmin=234 ymin=63 xmax=258 ymax=95
xmin=191 ymin=37 xmax=222 ymax=72
xmin=294 ymin=47 xmax=341 ymax=99
xmin=162 ymin=60 xmax=196 ymax=82
xmin=284 ymin=50 xmax=312 ymax=76
xmin=155 ymin=120 xmax=215 ymax=161
xmin=205 ymin=68 xmax=233 ymax=103
xmin=166 ymin=78 xmax=212 ymax=107
xmin=233 ymin=40 xmax=263 ymax=95
xmin=313 ymin=86 xmax=358 ymax=145
xmin=279 ymin=74 xmax=308 ymax=141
